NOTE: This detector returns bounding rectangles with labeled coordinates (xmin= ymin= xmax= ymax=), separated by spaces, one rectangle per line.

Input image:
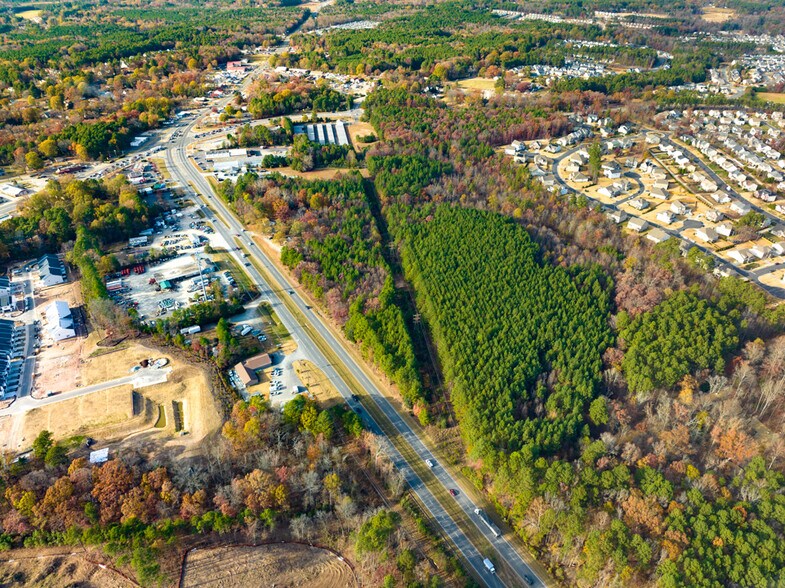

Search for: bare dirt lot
xmin=348 ymin=121 xmax=376 ymax=149
xmin=32 ymin=280 xmax=86 ymax=396
xmin=181 ymin=543 xmax=357 ymax=588
xmin=1 ymin=341 xmax=222 ymax=455
xmin=0 ymin=550 xmax=133 ymax=588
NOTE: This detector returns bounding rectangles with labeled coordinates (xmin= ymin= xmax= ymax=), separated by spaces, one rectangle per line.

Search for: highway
xmin=165 ymin=112 xmax=547 ymax=587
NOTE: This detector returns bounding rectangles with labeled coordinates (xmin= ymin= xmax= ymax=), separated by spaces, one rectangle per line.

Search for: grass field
xmin=701 ymin=6 xmax=737 ymax=22
xmin=758 ymin=92 xmax=785 ymax=104
xmin=293 ymin=359 xmax=344 ymax=407
xmin=456 ymin=77 xmax=497 ymax=91
xmin=16 ymin=9 xmax=42 ymax=21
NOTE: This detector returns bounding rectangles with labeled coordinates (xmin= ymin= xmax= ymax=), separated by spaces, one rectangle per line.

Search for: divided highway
xmin=165 ymin=117 xmax=549 ymax=587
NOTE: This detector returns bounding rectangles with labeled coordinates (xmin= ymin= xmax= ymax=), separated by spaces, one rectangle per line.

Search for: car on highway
xmin=523 ymin=574 xmax=534 ymax=585
xmin=449 ymin=488 xmax=458 ymax=496
xmin=425 ymin=459 xmax=434 ymax=468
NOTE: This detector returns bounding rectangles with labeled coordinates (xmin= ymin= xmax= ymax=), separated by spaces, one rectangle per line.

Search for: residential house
xmin=570 ymin=172 xmax=590 ymax=183
xmin=716 ymin=223 xmax=734 ymax=238
xmin=649 ymin=187 xmax=670 ymax=200
xmin=607 ymin=210 xmax=628 ymax=224
xmin=628 ymin=198 xmax=650 ymax=211
xmin=696 ymin=227 xmax=719 ymax=243
xmin=705 ymin=210 xmax=724 ymax=223
xmin=653 ymin=179 xmax=670 ymax=191
xmin=670 ymin=201 xmax=690 ymax=216
xmin=627 ymin=218 xmax=649 ymax=232
xmin=37 ymin=254 xmax=66 ymax=287
xmin=728 ymin=248 xmax=754 ymax=264
xmin=711 ymin=191 xmax=731 ymax=204
xmin=730 ymin=200 xmax=751 ymax=216
xmin=750 ymin=245 xmax=772 ymax=259
xmin=657 ymin=211 xmax=676 ymax=225
xmin=602 ymin=161 xmax=622 ymax=179
xmin=44 ymin=300 xmax=75 ymax=341
xmin=646 ymin=228 xmax=670 ymax=244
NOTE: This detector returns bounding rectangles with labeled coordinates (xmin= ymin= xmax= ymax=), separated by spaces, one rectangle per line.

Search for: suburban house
xmin=696 ymin=227 xmax=719 ymax=243
xmin=627 ymin=218 xmax=649 ymax=232
xmin=750 ymin=245 xmax=772 ymax=259
xmin=607 ymin=210 xmax=628 ymax=224
xmin=628 ymin=198 xmax=650 ymax=211
xmin=728 ymin=248 xmax=754 ymax=264
xmin=670 ymin=201 xmax=690 ymax=216
xmin=657 ymin=211 xmax=675 ymax=225
xmin=649 ymin=187 xmax=669 ymax=200
xmin=602 ymin=161 xmax=622 ymax=179
xmin=716 ymin=223 xmax=734 ymax=238
xmin=646 ymin=228 xmax=670 ymax=244
xmin=730 ymin=200 xmax=751 ymax=216
xmin=38 ymin=254 xmax=67 ymax=287
xmin=570 ymin=172 xmax=590 ymax=183
xmin=711 ymin=191 xmax=731 ymax=204
xmin=705 ymin=210 xmax=724 ymax=223
xmin=44 ymin=300 xmax=76 ymax=341
xmin=653 ymin=179 xmax=670 ymax=191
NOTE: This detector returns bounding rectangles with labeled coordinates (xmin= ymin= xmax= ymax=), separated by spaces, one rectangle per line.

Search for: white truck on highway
xmin=474 ymin=508 xmax=501 ymax=538
xmin=483 ymin=558 xmax=496 ymax=574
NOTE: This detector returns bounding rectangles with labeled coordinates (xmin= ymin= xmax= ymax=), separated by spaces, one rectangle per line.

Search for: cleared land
xmin=701 ymin=7 xmax=737 ymax=22
xmin=32 ymin=280 xmax=86 ymax=396
xmin=758 ymin=93 xmax=785 ymax=105
xmin=181 ymin=544 xmax=357 ymax=588
xmin=16 ymin=9 xmax=42 ymax=21
xmin=456 ymin=77 xmax=497 ymax=91
xmin=1 ymin=341 xmax=222 ymax=454
xmin=0 ymin=550 xmax=133 ymax=588
xmin=293 ymin=359 xmax=343 ymax=407
xmin=348 ymin=121 xmax=376 ymax=149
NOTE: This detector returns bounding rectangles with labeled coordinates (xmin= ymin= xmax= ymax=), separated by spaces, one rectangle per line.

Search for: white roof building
xmin=647 ymin=228 xmax=670 ymax=244
xmin=696 ymin=227 xmax=718 ymax=243
xmin=89 ymin=448 xmax=109 ymax=464
xmin=627 ymin=218 xmax=649 ymax=232
xmin=45 ymin=300 xmax=75 ymax=342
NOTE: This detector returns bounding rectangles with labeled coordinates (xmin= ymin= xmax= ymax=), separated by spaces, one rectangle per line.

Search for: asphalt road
xmin=165 ymin=117 xmax=546 ymax=587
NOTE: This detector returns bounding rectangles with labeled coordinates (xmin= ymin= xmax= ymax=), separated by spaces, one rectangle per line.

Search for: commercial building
xmin=234 ymin=362 xmax=259 ymax=387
